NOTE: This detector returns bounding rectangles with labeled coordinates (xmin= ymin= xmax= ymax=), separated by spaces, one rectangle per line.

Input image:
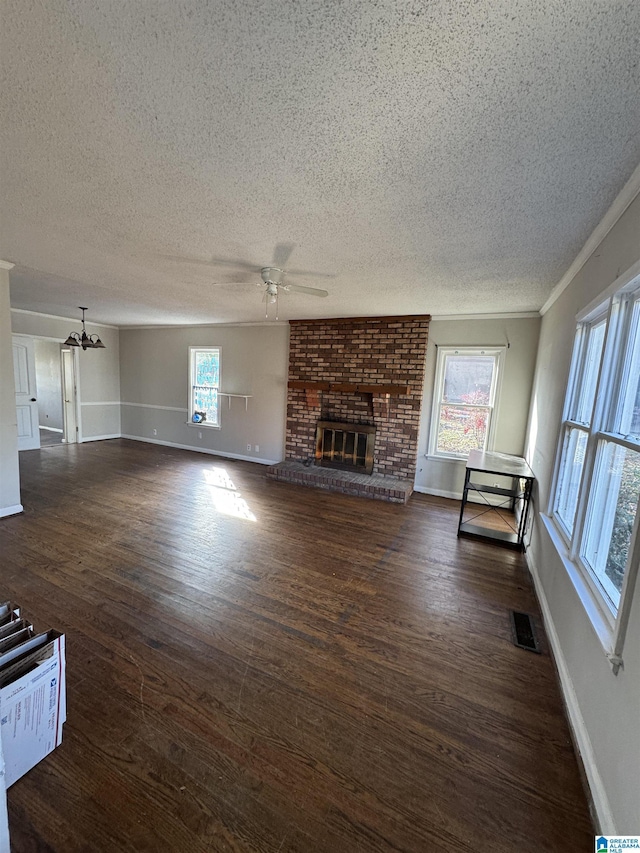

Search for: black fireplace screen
xmin=315 ymin=421 xmax=376 ymax=475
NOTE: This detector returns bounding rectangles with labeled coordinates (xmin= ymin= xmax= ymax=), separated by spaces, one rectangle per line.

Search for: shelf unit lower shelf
xmin=458 ymin=522 xmax=521 ymax=548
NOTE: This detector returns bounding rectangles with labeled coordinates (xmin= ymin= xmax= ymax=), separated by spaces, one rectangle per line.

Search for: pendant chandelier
xmin=63 ymin=307 xmax=105 ymax=350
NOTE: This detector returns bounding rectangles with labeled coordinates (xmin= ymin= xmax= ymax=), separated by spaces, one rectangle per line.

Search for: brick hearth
xmin=266 ymin=460 xmax=413 ymax=503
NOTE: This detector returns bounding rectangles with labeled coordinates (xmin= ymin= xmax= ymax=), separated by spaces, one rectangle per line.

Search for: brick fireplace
xmin=267 ymin=315 xmax=430 ymax=502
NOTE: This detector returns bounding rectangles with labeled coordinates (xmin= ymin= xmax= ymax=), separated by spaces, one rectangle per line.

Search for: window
xmin=189 ymin=347 xmax=221 ymax=428
xmin=551 ymin=276 xmax=640 ymax=669
xmin=429 ymin=347 xmax=504 ymax=458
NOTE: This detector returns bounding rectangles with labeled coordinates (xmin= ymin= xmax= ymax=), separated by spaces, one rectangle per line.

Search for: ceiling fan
xmin=161 ymin=243 xmax=333 ymax=318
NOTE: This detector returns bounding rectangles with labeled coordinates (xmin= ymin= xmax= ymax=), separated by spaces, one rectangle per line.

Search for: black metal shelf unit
xmin=457 ymin=450 xmax=535 ymax=551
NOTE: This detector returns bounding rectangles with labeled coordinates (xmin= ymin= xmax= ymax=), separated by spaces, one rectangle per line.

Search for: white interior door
xmin=12 ymin=336 xmax=40 ymax=451
xmin=61 ymin=348 xmax=78 ymax=444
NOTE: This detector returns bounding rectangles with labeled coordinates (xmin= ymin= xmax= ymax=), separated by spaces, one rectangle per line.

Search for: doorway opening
xmin=34 ymin=339 xmax=65 ymax=446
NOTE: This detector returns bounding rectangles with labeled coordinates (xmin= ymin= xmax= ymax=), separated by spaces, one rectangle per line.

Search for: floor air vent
xmin=510 ymin=611 xmax=541 ymax=653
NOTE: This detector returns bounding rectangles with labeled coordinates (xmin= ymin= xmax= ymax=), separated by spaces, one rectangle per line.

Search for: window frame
xmin=549 ymin=273 xmax=640 ymax=672
xmin=428 ymin=346 xmax=505 ymax=460
xmin=551 ymin=311 xmax=609 ymax=545
xmin=188 ymin=346 xmax=221 ymax=429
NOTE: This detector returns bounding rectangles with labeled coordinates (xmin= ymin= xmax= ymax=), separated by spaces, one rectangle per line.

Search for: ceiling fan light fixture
xmin=261 ymin=267 xmax=283 ymax=286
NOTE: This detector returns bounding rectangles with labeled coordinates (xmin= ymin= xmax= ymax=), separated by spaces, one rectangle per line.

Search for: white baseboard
xmin=413 ymin=484 xmax=508 ymax=507
xmin=525 ymin=545 xmax=615 ymax=834
xmin=121 ymin=434 xmax=279 ymax=466
xmin=80 ymin=434 xmax=122 ymax=443
xmin=39 ymin=426 xmax=63 ymax=433
xmin=0 ymin=504 xmax=23 ymax=518
xmin=413 ymin=485 xmax=460 ymax=500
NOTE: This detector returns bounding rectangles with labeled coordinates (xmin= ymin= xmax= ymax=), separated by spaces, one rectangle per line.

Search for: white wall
xmin=0 ymin=266 xmax=22 ymax=517
xmin=119 ymin=324 xmax=289 ymax=464
xmin=526 ymin=193 xmax=640 ymax=833
xmin=415 ymin=315 xmax=541 ymax=497
xmin=10 ymin=311 xmax=121 ymax=441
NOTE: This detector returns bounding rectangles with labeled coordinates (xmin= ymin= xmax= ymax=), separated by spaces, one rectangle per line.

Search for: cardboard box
xmin=0 ymin=737 xmax=9 ymax=853
xmin=0 ymin=620 xmax=31 ymax=641
xmin=0 ymin=605 xmax=20 ymax=628
xmin=0 ymin=632 xmax=66 ymax=788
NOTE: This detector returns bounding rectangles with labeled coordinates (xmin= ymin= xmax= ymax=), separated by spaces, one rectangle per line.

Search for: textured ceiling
xmin=1 ymin=0 xmax=639 ymax=326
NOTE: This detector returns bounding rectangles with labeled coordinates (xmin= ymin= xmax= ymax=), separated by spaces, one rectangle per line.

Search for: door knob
xmin=30 ymin=397 xmax=36 ymax=402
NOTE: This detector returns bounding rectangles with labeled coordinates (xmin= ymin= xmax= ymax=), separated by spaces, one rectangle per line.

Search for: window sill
xmin=185 ymin=422 xmax=221 ymax=430
xmin=424 ymin=453 xmax=467 ymax=462
xmin=540 ymin=513 xmax=621 ymax=671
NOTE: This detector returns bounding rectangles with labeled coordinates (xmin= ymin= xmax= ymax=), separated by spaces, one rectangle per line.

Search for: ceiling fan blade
xmin=285 ymin=267 xmax=336 ymax=279
xmin=225 ymin=271 xmax=256 ymax=283
xmin=161 ymin=254 xmax=258 ymax=271
xmin=208 ymin=277 xmax=255 ymax=286
xmin=203 ymin=270 xmax=256 ymax=285
xmin=285 ymin=283 xmax=329 ymax=298
xmin=206 ymin=256 xmax=258 ymax=271
xmin=160 ymin=254 xmax=218 ymax=266
xmin=272 ymin=242 xmax=296 ymax=269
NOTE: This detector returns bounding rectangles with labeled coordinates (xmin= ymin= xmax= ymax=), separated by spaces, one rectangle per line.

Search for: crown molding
xmin=119 ymin=320 xmax=289 ymax=330
xmin=541 ymin=160 xmax=640 ymax=316
xmin=431 ymin=311 xmax=540 ymax=321
xmin=10 ymin=307 xmax=118 ymax=329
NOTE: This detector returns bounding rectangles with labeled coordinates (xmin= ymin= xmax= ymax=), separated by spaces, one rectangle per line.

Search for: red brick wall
xmin=286 ymin=315 xmax=430 ymax=479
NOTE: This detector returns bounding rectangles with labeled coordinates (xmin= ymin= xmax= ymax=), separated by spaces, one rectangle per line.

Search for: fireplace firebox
xmin=315 ymin=421 xmax=376 ymax=475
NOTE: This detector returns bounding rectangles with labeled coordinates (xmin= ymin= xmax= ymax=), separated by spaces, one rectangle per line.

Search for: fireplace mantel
xmin=288 ymin=380 xmax=409 ymax=395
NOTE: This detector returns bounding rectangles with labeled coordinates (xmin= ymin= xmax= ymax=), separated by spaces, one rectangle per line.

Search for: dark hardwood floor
xmin=1 ymin=439 xmax=593 ymax=852
xmin=37 ymin=429 xmax=64 ymax=447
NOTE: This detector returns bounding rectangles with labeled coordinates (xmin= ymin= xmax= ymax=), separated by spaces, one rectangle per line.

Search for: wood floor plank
xmin=1 ymin=439 xmax=593 ymax=852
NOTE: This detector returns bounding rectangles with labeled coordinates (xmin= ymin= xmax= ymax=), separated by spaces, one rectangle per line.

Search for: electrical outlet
xmin=247 ymin=444 xmax=252 ymax=452
xmin=152 ymin=429 xmax=157 ymax=436
xmin=255 ymin=444 xmax=259 ymax=453
xmin=198 ymin=431 xmax=202 ymax=439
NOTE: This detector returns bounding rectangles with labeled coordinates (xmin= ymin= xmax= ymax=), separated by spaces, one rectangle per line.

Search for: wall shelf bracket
xmin=219 ymin=392 xmax=252 ymax=411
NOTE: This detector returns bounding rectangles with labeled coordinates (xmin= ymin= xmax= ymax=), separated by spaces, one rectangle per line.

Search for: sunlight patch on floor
xmin=202 ymin=467 xmax=257 ymax=522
